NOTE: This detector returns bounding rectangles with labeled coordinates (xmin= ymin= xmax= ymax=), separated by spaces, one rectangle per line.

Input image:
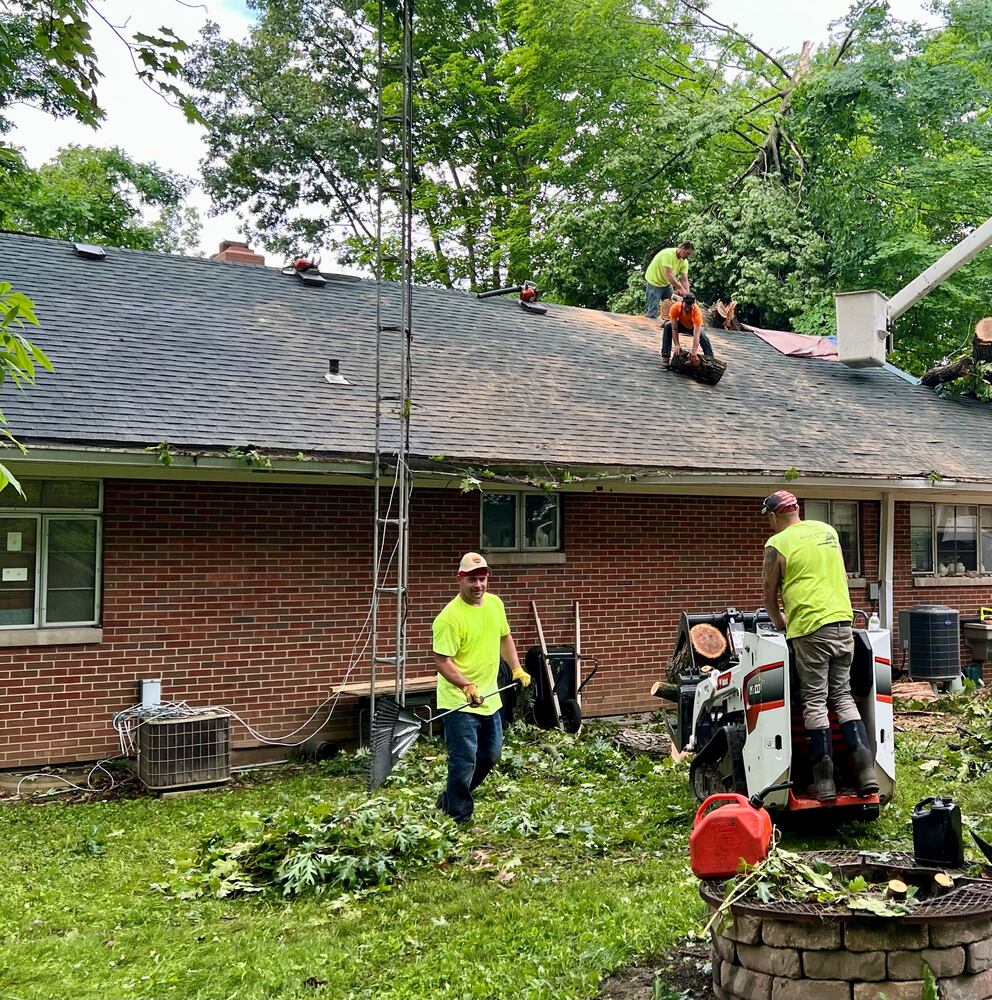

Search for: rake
xmin=367 ymin=683 xmax=518 ymax=792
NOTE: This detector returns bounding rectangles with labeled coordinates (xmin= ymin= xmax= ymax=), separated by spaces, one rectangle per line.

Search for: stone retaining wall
xmin=711 ymin=913 xmax=992 ymax=1000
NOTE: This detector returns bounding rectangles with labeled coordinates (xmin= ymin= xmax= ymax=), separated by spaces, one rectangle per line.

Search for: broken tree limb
xmin=920 ymin=354 xmax=973 ymax=388
xmin=702 ymin=299 xmax=741 ymax=331
xmin=670 ymin=348 xmax=728 ymax=386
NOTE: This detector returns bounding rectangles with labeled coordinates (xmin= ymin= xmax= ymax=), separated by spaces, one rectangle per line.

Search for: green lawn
xmin=1 ymin=719 xmax=989 ymax=1000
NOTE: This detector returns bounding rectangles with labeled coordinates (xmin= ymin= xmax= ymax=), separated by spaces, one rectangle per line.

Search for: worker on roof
xmin=432 ymin=552 xmax=530 ymax=824
xmin=645 ymin=241 xmax=693 ymax=321
xmin=661 ymin=292 xmax=712 ymax=370
xmin=760 ymin=491 xmax=879 ymax=803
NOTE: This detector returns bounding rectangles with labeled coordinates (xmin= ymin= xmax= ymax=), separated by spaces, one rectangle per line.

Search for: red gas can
xmin=689 ymin=792 xmax=773 ymax=879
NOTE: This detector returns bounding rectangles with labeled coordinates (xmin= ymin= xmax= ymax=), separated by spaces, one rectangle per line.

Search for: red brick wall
xmin=891 ymin=501 xmax=992 ymax=682
xmin=0 ymin=482 xmax=888 ymax=768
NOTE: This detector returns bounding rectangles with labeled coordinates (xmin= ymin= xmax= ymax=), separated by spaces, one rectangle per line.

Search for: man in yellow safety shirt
xmin=432 ymin=552 xmax=530 ymax=822
xmin=645 ymin=241 xmax=694 ymax=320
xmin=761 ymin=491 xmax=879 ymax=802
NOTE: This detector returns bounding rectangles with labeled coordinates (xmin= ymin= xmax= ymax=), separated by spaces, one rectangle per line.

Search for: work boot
xmin=661 ymin=355 xmax=671 ymax=370
xmin=841 ymin=719 xmax=880 ymax=796
xmin=807 ymin=727 xmax=837 ymax=801
xmin=811 ymin=756 xmax=838 ymax=802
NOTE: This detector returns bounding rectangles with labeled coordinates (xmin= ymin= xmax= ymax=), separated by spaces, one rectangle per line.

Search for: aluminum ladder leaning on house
xmin=369 ymin=0 xmax=415 ymax=732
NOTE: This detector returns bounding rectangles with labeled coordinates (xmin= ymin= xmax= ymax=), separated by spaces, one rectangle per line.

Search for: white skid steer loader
xmin=657 ymin=608 xmax=895 ymax=821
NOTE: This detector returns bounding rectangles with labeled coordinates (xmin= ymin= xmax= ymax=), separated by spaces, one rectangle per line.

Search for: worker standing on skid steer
xmin=432 ymin=552 xmax=530 ymax=823
xmin=645 ymin=241 xmax=693 ymax=322
xmin=760 ymin=491 xmax=879 ymax=802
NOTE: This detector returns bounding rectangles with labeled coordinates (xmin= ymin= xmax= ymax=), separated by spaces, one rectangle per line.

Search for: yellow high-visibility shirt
xmin=432 ymin=592 xmax=510 ymax=714
xmin=766 ymin=520 xmax=852 ymax=639
xmin=645 ymin=247 xmax=688 ymax=287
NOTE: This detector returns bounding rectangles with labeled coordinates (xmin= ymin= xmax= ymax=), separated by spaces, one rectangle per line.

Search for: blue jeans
xmin=439 ymin=710 xmax=503 ymax=823
xmin=645 ymin=282 xmax=673 ymax=319
xmin=662 ymin=321 xmax=713 ymax=359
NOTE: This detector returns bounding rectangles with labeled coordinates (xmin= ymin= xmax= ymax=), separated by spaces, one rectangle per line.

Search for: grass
xmin=1 ymin=717 xmax=990 ymax=1000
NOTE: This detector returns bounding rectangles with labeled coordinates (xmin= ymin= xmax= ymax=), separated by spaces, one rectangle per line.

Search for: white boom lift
xmin=836 ymin=217 xmax=992 ymax=367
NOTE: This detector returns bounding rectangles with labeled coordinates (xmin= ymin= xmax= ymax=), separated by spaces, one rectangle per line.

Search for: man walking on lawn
xmin=432 ymin=552 xmax=530 ymax=823
xmin=760 ymin=491 xmax=879 ymax=802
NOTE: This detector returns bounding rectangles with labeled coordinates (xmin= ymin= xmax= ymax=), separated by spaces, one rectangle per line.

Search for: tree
xmin=2 ymin=145 xmax=200 ymax=253
xmin=0 ymin=1 xmax=196 ymax=490
xmin=187 ymin=0 xmax=698 ymax=289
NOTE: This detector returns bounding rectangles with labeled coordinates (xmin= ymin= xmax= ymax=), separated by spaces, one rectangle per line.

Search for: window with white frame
xmin=0 ymin=480 xmax=102 ymax=627
xmin=910 ymin=503 xmax=992 ymax=577
xmin=803 ymin=500 xmax=861 ymax=575
xmin=481 ymin=492 xmax=561 ymax=551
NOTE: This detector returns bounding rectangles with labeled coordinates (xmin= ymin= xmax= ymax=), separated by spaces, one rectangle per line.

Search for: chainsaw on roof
xmin=476 ymin=279 xmax=547 ymax=315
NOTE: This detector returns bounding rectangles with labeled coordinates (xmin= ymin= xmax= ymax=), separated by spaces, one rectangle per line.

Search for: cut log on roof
xmin=920 ymin=355 xmax=973 ymax=388
xmin=670 ymin=348 xmax=727 ymax=385
xmin=975 ymin=318 xmax=992 ymax=364
xmin=702 ymin=299 xmax=741 ymax=331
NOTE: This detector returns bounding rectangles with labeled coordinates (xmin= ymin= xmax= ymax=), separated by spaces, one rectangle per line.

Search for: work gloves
xmin=511 ymin=667 xmax=532 ymax=688
xmin=462 ymin=683 xmax=484 ymax=706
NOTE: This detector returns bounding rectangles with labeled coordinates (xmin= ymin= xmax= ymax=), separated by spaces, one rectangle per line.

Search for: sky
xmin=9 ymin=0 xmax=940 ymax=267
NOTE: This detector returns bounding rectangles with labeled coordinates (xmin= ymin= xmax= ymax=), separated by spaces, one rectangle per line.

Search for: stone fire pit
xmin=701 ymin=851 xmax=992 ymax=1000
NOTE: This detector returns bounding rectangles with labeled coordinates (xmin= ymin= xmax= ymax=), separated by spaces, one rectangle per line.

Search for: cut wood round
xmin=690 ymin=623 xmax=728 ymax=663
xmin=670 ymin=349 xmax=727 ymax=386
xmin=885 ymin=879 xmax=908 ymax=901
xmin=933 ymin=872 xmax=955 ymax=894
xmin=975 ymin=318 xmax=992 ymax=364
xmin=612 ymin=728 xmax=673 ymax=758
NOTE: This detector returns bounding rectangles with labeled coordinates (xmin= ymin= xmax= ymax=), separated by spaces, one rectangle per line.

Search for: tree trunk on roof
xmin=670 ymin=349 xmax=728 ymax=386
xmin=920 ymin=355 xmax=973 ymax=388
xmin=974 ymin=318 xmax=992 ymax=364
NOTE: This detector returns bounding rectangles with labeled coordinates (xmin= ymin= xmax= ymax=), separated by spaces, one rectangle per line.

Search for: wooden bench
xmin=334 ymin=675 xmax=437 ymax=697
xmin=336 ymin=675 xmax=438 ymax=744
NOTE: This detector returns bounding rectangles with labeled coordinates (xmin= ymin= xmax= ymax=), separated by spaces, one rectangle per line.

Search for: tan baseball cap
xmin=457 ymin=552 xmax=489 ymax=575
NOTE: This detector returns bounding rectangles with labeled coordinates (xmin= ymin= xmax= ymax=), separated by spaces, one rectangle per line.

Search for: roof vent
xmin=324 ymin=359 xmax=351 ymax=387
xmin=73 ymin=242 xmax=106 ymax=260
xmin=296 ymin=267 xmax=327 ymax=288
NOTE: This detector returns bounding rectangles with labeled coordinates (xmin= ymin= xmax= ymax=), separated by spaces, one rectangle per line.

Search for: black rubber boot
xmin=807 ymin=728 xmax=837 ymax=801
xmin=841 ymin=719 xmax=880 ymax=796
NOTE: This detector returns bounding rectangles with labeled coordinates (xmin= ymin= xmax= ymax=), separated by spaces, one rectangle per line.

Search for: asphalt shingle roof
xmin=1 ymin=230 xmax=990 ymax=482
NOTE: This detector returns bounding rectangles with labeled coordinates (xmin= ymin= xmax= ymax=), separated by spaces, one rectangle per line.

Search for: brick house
xmin=1 ymin=231 xmax=992 ymax=769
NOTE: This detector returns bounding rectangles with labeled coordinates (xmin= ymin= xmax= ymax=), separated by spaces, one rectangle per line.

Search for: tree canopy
xmin=2 ymin=144 xmax=200 ymax=253
xmin=187 ymin=0 xmax=992 ymax=374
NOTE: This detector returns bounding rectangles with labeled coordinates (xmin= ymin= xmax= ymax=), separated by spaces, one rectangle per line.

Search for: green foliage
xmin=783 ymin=467 xmax=799 ymax=482
xmin=1 ymin=146 xmax=200 ymax=253
xmin=227 ymin=443 xmax=272 ymax=470
xmin=0 ymin=282 xmax=54 ymax=493
xmin=0 ymin=2 xmax=199 ymax=155
xmin=145 ymin=440 xmax=176 ymax=467
xmin=166 ymin=792 xmax=458 ymax=899
xmin=3 ymin=724 xmax=992 ymax=999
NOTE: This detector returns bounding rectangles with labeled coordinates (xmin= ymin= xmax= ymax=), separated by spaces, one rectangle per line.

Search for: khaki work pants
xmin=790 ymin=621 xmax=860 ymax=730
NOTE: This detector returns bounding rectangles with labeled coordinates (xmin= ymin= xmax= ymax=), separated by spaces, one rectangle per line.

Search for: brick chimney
xmin=210 ymin=240 xmax=265 ymax=266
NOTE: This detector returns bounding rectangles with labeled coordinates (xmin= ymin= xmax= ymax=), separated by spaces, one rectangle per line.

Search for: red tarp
xmin=743 ymin=324 xmax=839 ymax=361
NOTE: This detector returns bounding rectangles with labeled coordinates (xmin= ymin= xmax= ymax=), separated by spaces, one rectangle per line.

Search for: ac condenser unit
xmin=137 ymin=710 xmax=231 ymax=791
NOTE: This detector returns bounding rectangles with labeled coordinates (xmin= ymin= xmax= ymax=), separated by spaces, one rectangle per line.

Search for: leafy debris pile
xmin=917 ymin=687 xmax=992 ymax=783
xmin=159 ymin=792 xmax=457 ymax=899
xmin=704 ymin=847 xmax=920 ymax=933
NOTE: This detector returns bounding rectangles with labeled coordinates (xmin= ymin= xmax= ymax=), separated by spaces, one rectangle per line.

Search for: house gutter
xmin=10 ymin=446 xmax=992 ymax=500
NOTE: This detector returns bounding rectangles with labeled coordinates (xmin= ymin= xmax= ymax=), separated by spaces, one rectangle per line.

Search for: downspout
xmin=879 ymin=492 xmax=895 ymax=630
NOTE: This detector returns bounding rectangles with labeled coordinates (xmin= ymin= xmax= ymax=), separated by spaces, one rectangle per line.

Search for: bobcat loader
xmin=657 ymin=607 xmax=894 ymax=821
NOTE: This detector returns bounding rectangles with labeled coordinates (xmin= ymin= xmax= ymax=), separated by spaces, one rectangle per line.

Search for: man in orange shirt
xmin=661 ymin=293 xmax=713 ymax=370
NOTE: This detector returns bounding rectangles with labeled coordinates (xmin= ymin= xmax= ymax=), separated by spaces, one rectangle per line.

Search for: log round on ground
xmin=612 ymin=728 xmax=673 ymax=758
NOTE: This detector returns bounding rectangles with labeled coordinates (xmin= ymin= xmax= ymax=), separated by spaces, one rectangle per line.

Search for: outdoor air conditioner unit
xmin=137 ymin=710 xmax=231 ymax=791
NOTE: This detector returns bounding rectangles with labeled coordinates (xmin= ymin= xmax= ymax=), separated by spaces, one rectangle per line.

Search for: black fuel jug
xmin=912 ymin=797 xmax=964 ymax=867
